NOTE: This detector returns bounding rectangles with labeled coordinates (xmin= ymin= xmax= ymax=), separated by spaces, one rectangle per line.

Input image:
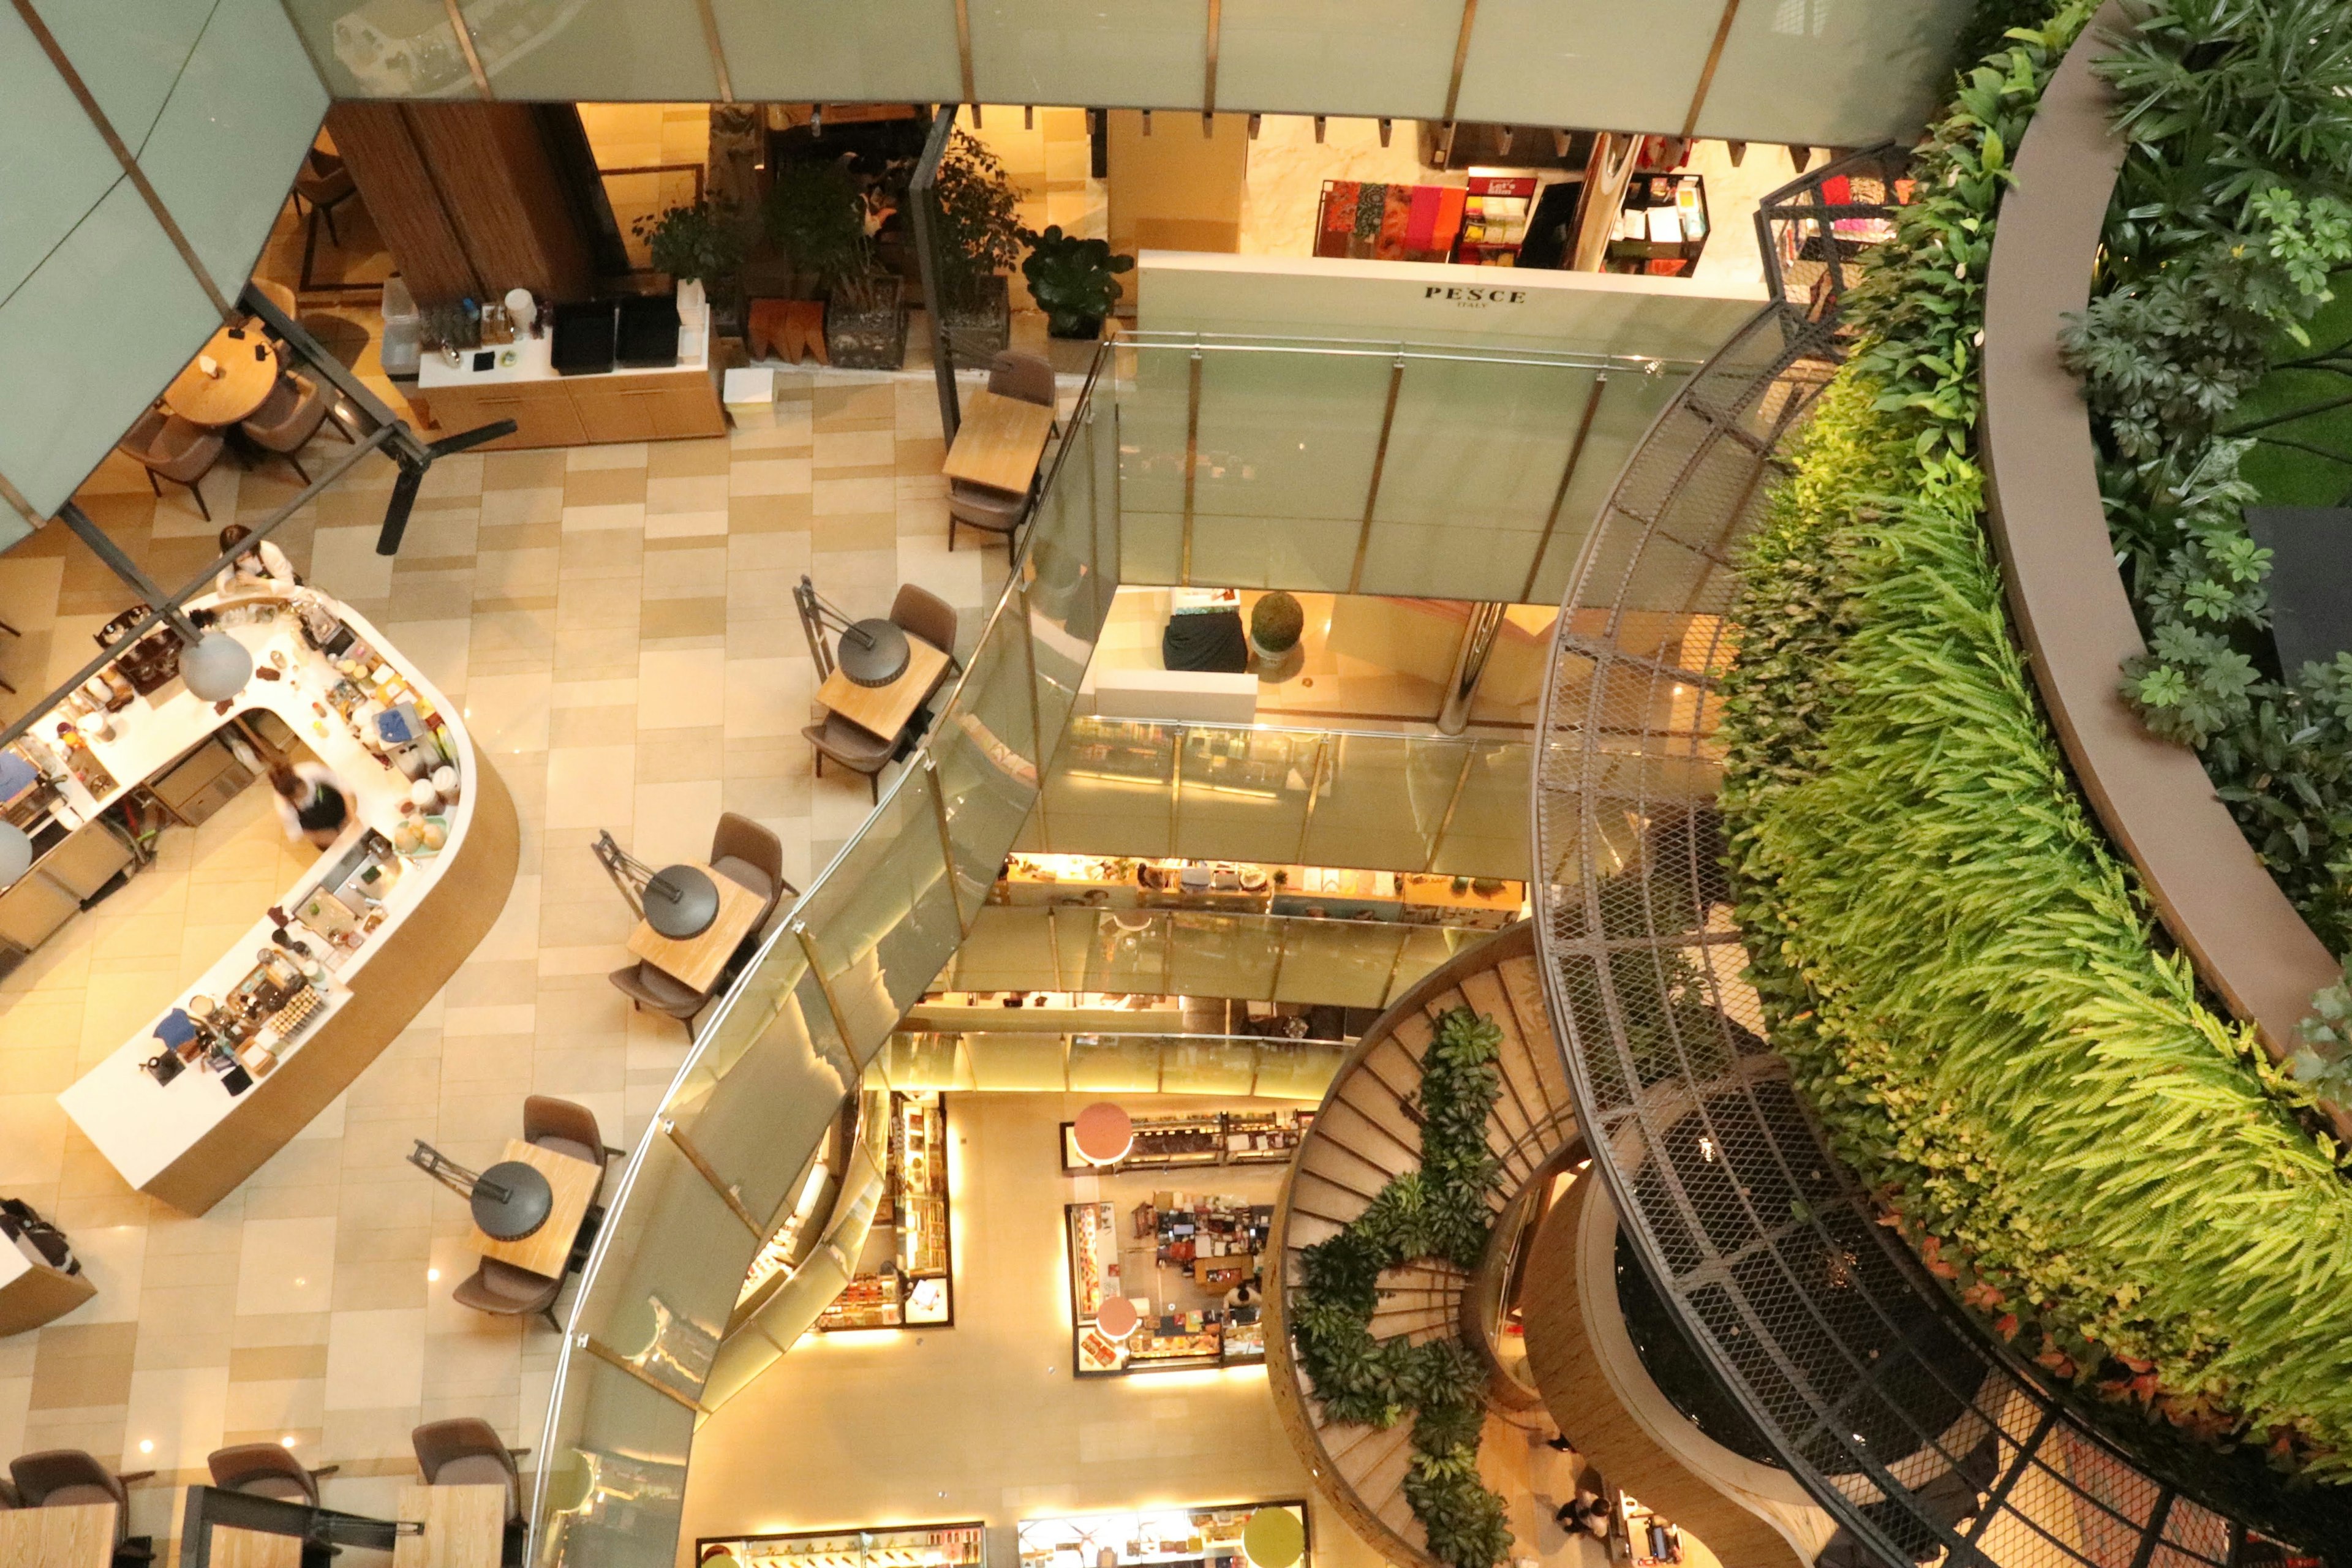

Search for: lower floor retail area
xmin=680 ymin=1090 xmax=1621 ymax=1568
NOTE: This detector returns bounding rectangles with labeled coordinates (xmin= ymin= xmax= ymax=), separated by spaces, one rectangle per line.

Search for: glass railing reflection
xmin=527 ymin=347 xmax=1114 ymax=1568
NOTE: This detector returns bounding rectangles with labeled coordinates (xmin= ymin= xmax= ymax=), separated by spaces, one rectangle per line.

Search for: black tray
xmin=551 ymin=300 xmax=618 ymax=376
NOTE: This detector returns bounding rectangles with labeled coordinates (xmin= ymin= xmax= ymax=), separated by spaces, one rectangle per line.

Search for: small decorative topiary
xmin=1250 ymin=591 xmax=1305 ymax=658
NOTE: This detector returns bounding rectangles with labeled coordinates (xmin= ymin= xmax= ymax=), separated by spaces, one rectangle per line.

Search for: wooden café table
xmin=165 ymin=323 xmax=279 ymax=426
xmin=625 ymin=861 xmax=766 ymax=992
xmin=816 ymin=635 xmax=952 ymax=743
xmin=942 ymin=388 xmax=1054 ymax=496
xmin=469 ymin=1139 xmax=601 ymax=1280
xmin=393 ymin=1483 xmax=508 ymax=1568
xmin=0 ymin=1502 xmax=115 ymax=1568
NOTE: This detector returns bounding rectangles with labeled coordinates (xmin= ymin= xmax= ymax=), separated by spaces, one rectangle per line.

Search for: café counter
xmin=53 ymin=587 xmax=518 ymax=1215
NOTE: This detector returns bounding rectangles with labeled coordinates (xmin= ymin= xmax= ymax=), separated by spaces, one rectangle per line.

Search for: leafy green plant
xmin=1019 ymin=225 xmax=1134 ymax=337
xmin=932 ymin=130 xmax=1024 ymax=312
xmin=764 ymin=159 xmax=872 ymax=295
xmin=1720 ymin=0 xmax=2352 ymax=1483
xmin=1251 ymin=591 xmax=1305 ymax=655
xmin=1289 ymin=1007 xmax=1511 ymax=1567
xmin=633 ymin=198 xmax=748 ymax=285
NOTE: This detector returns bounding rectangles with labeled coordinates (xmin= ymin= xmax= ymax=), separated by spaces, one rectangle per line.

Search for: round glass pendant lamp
xmin=182 ymin=632 xmax=253 ymax=701
xmin=1072 ymin=1101 xmax=1134 ymax=1165
xmin=1096 ymin=1296 xmax=1139 ymax=1340
xmin=1242 ymin=1509 xmax=1304 ymax=1568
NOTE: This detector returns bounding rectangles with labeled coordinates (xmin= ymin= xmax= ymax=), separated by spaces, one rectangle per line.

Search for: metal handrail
xmin=1121 ymin=328 xmax=1700 ymax=377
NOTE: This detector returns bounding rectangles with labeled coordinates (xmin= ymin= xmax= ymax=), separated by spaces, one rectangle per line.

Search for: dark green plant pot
xmin=941 ymin=274 xmax=1011 ymax=367
xmin=1046 ymin=312 xmax=1105 ymax=340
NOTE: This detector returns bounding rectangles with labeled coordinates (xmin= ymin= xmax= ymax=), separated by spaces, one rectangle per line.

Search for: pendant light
xmin=181 ymin=632 xmax=252 ymax=701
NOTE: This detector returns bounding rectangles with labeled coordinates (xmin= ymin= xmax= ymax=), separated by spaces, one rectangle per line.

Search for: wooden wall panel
xmin=401 ymin=103 xmax=594 ymax=304
xmin=325 ymin=102 xmax=477 ymax=305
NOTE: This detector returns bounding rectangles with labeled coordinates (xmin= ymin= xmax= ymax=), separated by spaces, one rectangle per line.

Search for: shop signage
xmin=1423 ymin=284 xmax=1528 ymax=307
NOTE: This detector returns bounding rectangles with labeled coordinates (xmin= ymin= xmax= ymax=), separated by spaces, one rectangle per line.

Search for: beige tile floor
xmin=0 ymin=361 xmax=1011 ymax=1544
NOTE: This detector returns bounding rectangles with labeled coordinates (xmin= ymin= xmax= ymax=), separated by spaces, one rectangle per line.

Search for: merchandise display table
xmin=54 ymin=587 xmax=518 ymax=1214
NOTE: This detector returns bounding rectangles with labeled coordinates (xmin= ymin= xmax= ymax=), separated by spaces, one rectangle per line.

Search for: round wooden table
xmin=164 ymin=323 xmax=278 ymax=426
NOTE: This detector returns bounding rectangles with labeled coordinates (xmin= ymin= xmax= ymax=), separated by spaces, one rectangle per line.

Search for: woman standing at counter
xmin=216 ymin=524 xmax=300 ymax=595
xmin=269 ymin=761 xmax=352 ymax=848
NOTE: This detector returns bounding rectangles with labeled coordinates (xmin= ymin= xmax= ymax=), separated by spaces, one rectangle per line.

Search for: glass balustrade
xmin=527 ymin=331 xmax=1668 ymax=1567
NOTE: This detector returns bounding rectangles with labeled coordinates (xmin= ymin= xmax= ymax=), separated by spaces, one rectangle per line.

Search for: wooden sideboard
xmin=411 ymin=364 xmax=725 ymax=451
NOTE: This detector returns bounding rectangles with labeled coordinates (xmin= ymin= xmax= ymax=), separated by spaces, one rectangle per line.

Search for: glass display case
xmin=1057 ymin=1109 xmax=1313 ymax=1174
xmin=1065 ymin=1197 xmax=1272 ymax=1377
xmin=1016 ymin=1503 xmax=1306 ymax=1568
xmin=815 ymin=1091 xmax=953 ymax=1331
xmin=699 ymin=1523 xmax=988 ymax=1568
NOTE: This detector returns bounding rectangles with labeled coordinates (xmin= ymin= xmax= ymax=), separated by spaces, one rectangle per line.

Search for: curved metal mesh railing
xmin=1528 ymin=176 xmax=2335 ymax=1560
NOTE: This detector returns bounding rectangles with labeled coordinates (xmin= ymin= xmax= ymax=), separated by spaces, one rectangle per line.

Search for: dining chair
xmin=206 ymin=1444 xmax=337 ymax=1507
xmin=118 ymin=408 xmax=225 ymax=521
xmin=888 ymin=584 xmax=961 ymax=675
xmin=9 ymin=1450 xmax=151 ymax=1544
xmin=292 ymin=151 xmax=357 ymax=249
xmin=709 ymin=812 xmax=794 ymax=932
xmin=249 ymin=279 xmax=299 ymax=329
xmin=240 ymin=373 xmax=353 ymax=484
xmin=524 ymin=1096 xmax=621 ymax=1166
xmin=410 ymin=1419 xmax=529 ymax=1521
xmin=947 ymin=478 xmax=1030 ymax=552
xmin=987 ymin=349 xmax=1059 ymax=428
xmin=451 ymin=1257 xmax=565 ymax=1330
xmin=607 ymin=959 xmax=710 ymax=1025
xmin=802 ymin=712 xmax=895 ymax=802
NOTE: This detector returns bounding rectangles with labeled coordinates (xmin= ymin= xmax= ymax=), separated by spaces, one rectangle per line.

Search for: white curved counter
xmin=51 ymin=587 xmax=518 ymax=1214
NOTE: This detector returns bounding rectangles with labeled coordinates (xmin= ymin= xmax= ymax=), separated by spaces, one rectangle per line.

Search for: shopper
xmin=216 ymin=523 xmax=300 ymax=595
xmin=269 ymin=761 xmax=352 ymax=848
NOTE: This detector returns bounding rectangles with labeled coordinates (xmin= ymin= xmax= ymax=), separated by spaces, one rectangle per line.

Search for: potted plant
xmin=824 ymin=197 xmax=908 ymax=371
xmin=1019 ymin=225 xmax=1134 ymax=339
xmin=763 ymin=160 xmax=865 ymax=301
xmin=930 ymin=131 xmax=1023 ymax=366
xmin=634 ymin=198 xmax=748 ymax=324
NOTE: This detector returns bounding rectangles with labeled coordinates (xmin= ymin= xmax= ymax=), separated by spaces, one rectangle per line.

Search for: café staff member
xmin=216 ymin=524 xmax=300 ymax=595
xmin=269 ymin=762 xmax=353 ymax=849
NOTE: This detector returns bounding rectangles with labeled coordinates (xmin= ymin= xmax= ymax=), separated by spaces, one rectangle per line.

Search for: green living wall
xmin=1719 ymin=0 xmax=2352 ymax=1479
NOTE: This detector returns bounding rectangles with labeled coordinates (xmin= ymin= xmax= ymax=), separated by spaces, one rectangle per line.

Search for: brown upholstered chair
xmin=206 ymin=1443 xmax=337 ymax=1507
xmin=987 ymin=349 xmax=1058 ymax=418
xmin=709 ymin=812 xmax=793 ymax=932
xmin=947 ymin=478 xmax=1028 ymax=552
xmin=802 ymin=712 xmax=894 ymax=803
xmin=248 ymin=280 xmax=299 ymax=330
xmin=292 ymin=150 xmax=357 ymax=249
xmin=9 ymin=1450 xmax=148 ymax=1541
xmin=240 ymin=373 xmax=352 ymax=484
xmin=410 ymin=1419 xmax=528 ymax=1521
xmin=118 ymin=407 xmax=225 ymax=521
xmin=888 ymin=584 xmax=960 ymax=674
xmin=523 ymin=1096 xmax=620 ymax=1169
xmin=608 ymin=959 xmax=709 ymax=1023
xmin=451 ymin=1257 xmax=565 ymax=1329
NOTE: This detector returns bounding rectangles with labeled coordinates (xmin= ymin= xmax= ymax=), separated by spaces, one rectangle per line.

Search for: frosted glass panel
xmin=0 ymin=181 xmax=214 ymax=516
xmin=138 ymin=0 xmax=326 ymax=295
xmin=1068 ymin=1035 xmax=1164 ymax=1092
xmin=1039 ymin=718 xmax=1175 ymax=857
xmin=1429 ymin=740 xmax=1532 ymax=880
xmin=1214 ymin=0 xmax=1455 ymax=119
xmin=463 ymin=0 xmax=719 ymax=100
xmin=968 ymin=0 xmax=1208 ymax=110
xmin=711 ymin=0 xmax=960 ymax=102
xmin=1697 ymin=0 xmax=1973 ymax=146
xmin=277 ymin=0 xmax=472 ymax=96
xmin=535 ymin=1355 xmax=696 ymax=1568
xmin=1166 ymin=911 xmax=1281 ymax=998
xmin=1528 ymin=369 xmax=1686 ymax=605
xmin=1455 ymin=0 xmax=1718 ymax=134
xmin=0 ymin=8 xmax=125 ymax=303
xmin=1299 ymin=733 xmax=1461 ymax=872
xmin=944 ymin=906 xmax=1054 ymax=991
xmin=30 ymin=0 xmax=212 ymax=152
xmin=1171 ymin=728 xmax=1319 ymax=864
xmin=797 ymin=769 xmax=962 ymax=1055
xmin=1272 ymin=919 xmax=1404 ymax=1008
xmin=1187 ymin=350 xmax=1389 ymax=589
xmin=1359 ymin=360 xmax=1597 ymax=600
